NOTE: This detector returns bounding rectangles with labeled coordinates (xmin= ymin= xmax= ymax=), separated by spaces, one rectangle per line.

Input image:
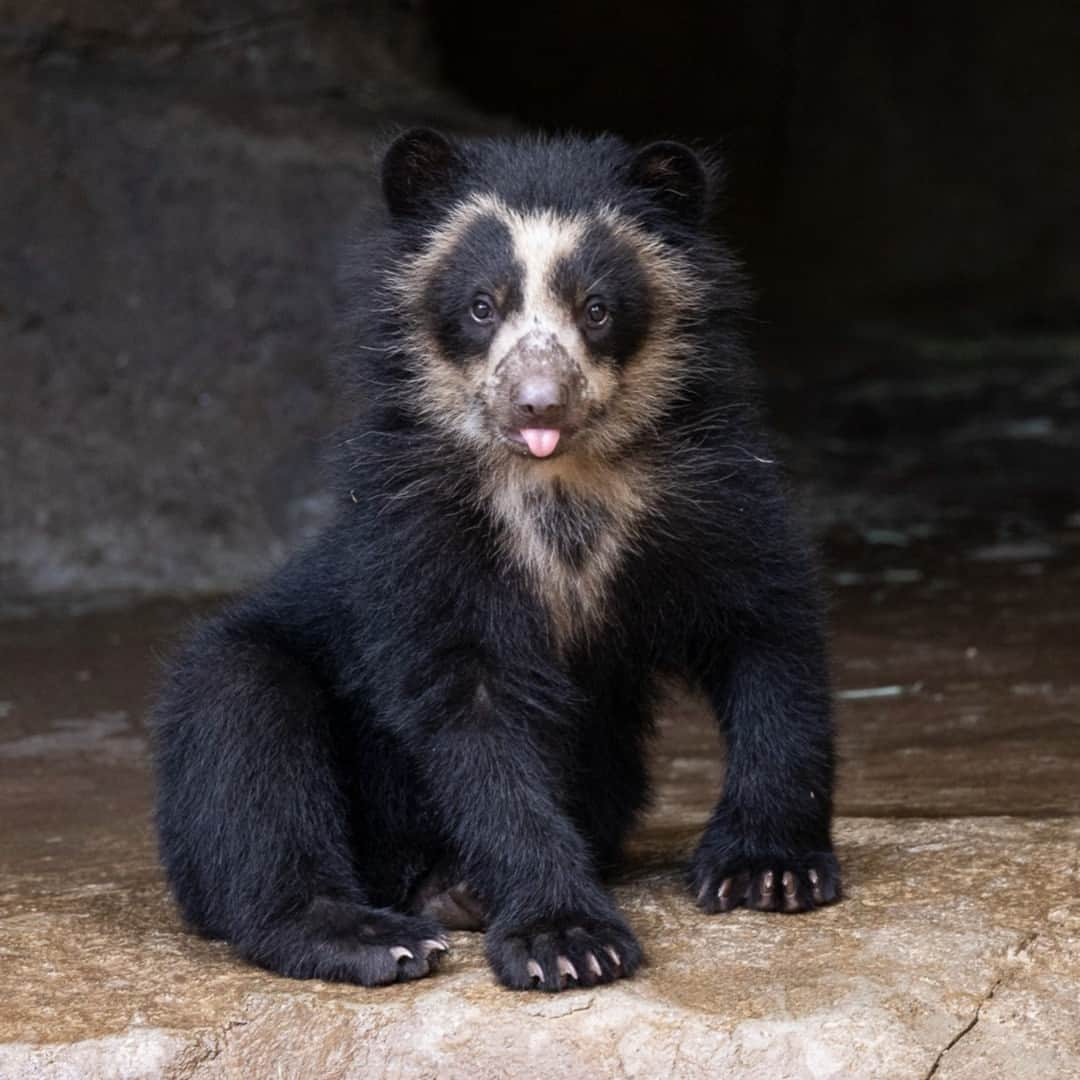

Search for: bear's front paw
xmin=688 ymin=847 xmax=840 ymax=914
xmin=486 ymin=913 xmax=642 ymax=992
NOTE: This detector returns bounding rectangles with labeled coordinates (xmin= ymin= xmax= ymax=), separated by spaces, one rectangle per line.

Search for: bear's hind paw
xmin=244 ymin=900 xmax=450 ymax=986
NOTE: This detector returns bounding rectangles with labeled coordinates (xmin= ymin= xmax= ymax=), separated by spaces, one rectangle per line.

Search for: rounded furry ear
xmin=382 ymin=128 xmax=461 ymax=218
xmin=628 ymin=141 xmax=709 ymax=224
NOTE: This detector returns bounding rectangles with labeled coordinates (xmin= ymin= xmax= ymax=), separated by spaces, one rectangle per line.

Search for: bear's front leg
xmin=687 ymin=624 xmax=841 ymax=914
xmin=375 ymin=650 xmax=642 ymax=991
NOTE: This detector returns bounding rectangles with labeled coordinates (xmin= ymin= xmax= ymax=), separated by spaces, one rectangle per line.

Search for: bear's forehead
xmin=423 ymin=196 xmax=630 ymax=300
xmin=397 ymin=192 xmax=692 ymax=330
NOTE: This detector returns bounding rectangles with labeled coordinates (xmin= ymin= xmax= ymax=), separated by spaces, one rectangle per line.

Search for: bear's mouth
xmin=502 ymin=426 xmax=574 ymax=459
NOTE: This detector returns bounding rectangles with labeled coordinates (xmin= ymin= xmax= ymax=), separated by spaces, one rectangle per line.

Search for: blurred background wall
xmin=2 ymin=0 xmax=1077 ymax=606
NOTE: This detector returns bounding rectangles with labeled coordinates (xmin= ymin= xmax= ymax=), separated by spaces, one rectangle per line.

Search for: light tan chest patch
xmin=486 ymin=458 xmax=651 ymax=649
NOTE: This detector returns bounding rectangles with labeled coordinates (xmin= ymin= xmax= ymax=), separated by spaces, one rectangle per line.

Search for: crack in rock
xmin=923 ymin=930 xmax=1040 ymax=1079
xmin=175 ymin=1017 xmax=251 ymax=1080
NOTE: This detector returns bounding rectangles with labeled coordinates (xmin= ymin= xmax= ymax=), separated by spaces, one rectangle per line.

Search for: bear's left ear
xmin=628 ymin=141 xmax=709 ymax=225
xmin=382 ymin=128 xmax=463 ymax=218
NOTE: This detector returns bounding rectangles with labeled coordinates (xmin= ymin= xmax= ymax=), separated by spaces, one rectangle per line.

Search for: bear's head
xmin=378 ymin=129 xmax=723 ymax=468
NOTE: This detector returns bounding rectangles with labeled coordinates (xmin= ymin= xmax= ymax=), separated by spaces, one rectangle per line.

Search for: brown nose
xmin=512 ymin=375 xmax=568 ymax=427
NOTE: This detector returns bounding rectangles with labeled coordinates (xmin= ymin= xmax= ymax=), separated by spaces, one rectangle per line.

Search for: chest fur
xmin=487 ymin=466 xmax=650 ymax=648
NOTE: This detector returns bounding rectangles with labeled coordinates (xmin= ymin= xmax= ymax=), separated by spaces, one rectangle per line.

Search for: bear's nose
xmin=512 ymin=375 xmax=568 ymax=427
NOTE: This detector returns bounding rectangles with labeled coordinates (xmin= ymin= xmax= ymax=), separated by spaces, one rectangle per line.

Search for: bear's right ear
xmin=628 ymin=141 xmax=710 ymax=225
xmin=382 ymin=128 xmax=462 ymax=218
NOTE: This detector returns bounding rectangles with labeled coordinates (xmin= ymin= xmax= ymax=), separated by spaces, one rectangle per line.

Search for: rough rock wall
xmin=0 ymin=2 xmax=485 ymax=604
xmin=772 ymin=4 xmax=1080 ymax=329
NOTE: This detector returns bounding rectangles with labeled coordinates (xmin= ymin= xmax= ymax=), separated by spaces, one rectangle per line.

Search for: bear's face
xmin=383 ymin=131 xmax=709 ymax=466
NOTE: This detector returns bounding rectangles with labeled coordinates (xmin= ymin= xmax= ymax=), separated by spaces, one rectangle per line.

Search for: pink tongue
xmin=520 ymin=428 xmax=561 ymax=458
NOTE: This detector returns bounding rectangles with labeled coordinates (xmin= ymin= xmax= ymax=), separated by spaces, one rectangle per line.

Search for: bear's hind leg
xmin=154 ymin=612 xmax=448 ymax=985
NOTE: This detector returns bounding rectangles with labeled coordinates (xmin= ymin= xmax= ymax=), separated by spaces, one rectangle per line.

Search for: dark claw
xmin=487 ymin=915 xmax=641 ymax=992
xmin=691 ymin=849 xmax=840 ymax=916
xmin=714 ymin=871 xmax=749 ymax=912
xmin=718 ymin=877 xmax=732 ymax=899
xmin=782 ymin=871 xmax=802 ymax=912
xmin=760 ymin=870 xmax=776 ymax=904
xmin=717 ymin=882 xmax=737 ymax=912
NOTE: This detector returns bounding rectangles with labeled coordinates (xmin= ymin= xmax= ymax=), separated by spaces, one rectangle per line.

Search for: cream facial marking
xmin=486 ymin=208 xmax=586 ymax=370
xmin=396 ymin=194 xmax=695 ymax=460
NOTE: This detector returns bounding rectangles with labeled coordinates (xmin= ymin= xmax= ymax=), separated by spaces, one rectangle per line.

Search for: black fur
xmin=552 ymin=221 xmax=653 ymax=365
xmin=154 ymin=131 xmax=838 ymax=993
xmin=626 ymin=140 xmax=710 ymax=225
xmin=429 ymin=214 xmax=523 ymax=363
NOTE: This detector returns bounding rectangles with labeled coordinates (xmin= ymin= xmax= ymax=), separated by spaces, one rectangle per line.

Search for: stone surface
xmin=1 ymin=550 xmax=1078 ymax=1078
xmin=0 ymin=75 xmax=349 ymax=599
xmin=1 ymin=818 xmax=1077 ymax=1079
xmin=0 ymin=1 xmax=438 ymax=99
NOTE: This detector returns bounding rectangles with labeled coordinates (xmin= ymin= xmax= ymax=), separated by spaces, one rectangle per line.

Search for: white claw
xmin=421 ymin=938 xmax=448 ymax=955
xmin=587 ymin=952 xmax=603 ymax=977
xmin=557 ymin=956 xmax=579 ymax=982
xmin=605 ymin=946 xmax=621 ymax=968
xmin=389 ymin=946 xmax=414 ymax=962
xmin=527 ymin=959 xmax=544 ymax=982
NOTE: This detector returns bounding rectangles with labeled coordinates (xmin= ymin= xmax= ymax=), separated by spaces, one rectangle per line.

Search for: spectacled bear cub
xmin=154 ymin=129 xmax=839 ymax=993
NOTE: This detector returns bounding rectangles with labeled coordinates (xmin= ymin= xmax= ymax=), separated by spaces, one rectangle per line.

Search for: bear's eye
xmin=584 ymin=298 xmax=609 ymax=327
xmin=470 ymin=294 xmax=495 ymax=324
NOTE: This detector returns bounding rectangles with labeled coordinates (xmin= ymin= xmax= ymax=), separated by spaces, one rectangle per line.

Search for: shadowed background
xmin=3 ymin=0 xmax=1078 ymax=605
